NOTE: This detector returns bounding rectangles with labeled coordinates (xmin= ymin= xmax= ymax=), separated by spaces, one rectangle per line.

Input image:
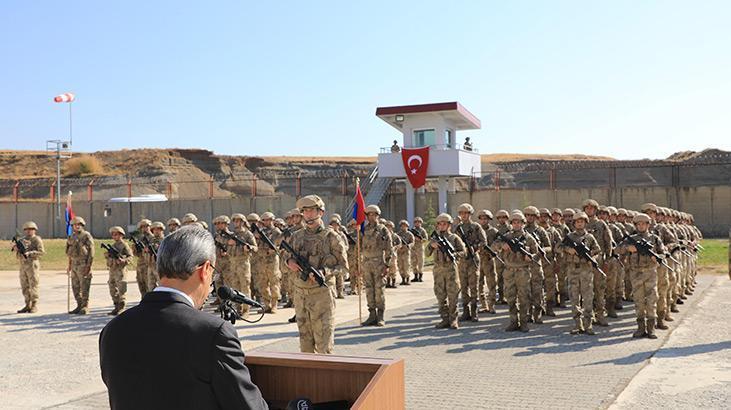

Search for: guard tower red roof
xmin=375 ymin=101 xmax=481 ymax=131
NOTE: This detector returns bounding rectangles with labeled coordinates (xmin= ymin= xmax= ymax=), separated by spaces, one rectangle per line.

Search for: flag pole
xmin=355 ymin=177 xmax=362 ymax=324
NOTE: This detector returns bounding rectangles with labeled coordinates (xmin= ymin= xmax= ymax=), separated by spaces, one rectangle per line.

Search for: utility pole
xmin=47 ymin=140 xmax=71 ymax=237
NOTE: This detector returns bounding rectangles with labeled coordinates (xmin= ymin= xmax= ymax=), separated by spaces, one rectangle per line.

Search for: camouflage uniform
xmin=455 ymin=216 xmax=486 ymax=321
xmin=227 ymin=224 xmax=258 ymax=316
xmin=586 ymin=214 xmax=613 ymax=326
xmin=539 ymin=219 xmax=562 ymax=315
xmin=145 ymin=226 xmax=164 ymax=291
xmin=558 ymin=226 xmax=601 ymax=334
xmin=14 ymin=223 xmax=45 ymax=313
xmin=494 ymin=215 xmax=511 ymax=303
xmin=552 ymin=214 xmax=571 ymax=306
xmin=426 ymin=218 xmax=465 ymax=329
xmin=410 ymin=223 xmax=428 ymax=282
xmin=396 ymin=225 xmax=415 ymax=285
xmin=652 ymin=218 xmax=677 ymax=328
xmin=387 ymin=227 xmax=400 ymax=287
xmin=66 ymin=219 xmax=95 ymax=314
xmin=360 ymin=215 xmax=393 ymax=326
xmin=132 ymin=222 xmax=154 ymax=297
xmin=253 ymin=223 xmax=283 ymax=312
xmin=104 ymin=229 xmax=133 ymax=315
xmin=524 ymin=215 xmax=551 ymax=323
xmin=328 ymin=218 xmax=350 ymax=299
xmin=478 ymin=220 xmax=499 ymax=313
xmin=346 ymin=224 xmax=362 ymax=294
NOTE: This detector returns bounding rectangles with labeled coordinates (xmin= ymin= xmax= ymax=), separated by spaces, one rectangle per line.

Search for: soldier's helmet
xmin=214 ymin=215 xmax=231 ymax=224
xmin=523 ymin=206 xmax=539 ymax=216
xmin=562 ymin=208 xmax=575 ymax=217
xmin=167 ymin=218 xmax=181 ymax=226
xmin=231 ymin=213 xmax=246 ymax=222
xmin=261 ymin=212 xmax=275 ymax=221
xmin=617 ymin=208 xmax=627 ymax=216
xmin=606 ymin=206 xmax=618 ymax=215
xmin=598 ymin=205 xmax=608 ymax=213
xmin=573 ymin=212 xmax=589 ymax=223
xmin=509 ymin=212 xmax=526 ymax=223
xmin=72 ymin=216 xmax=86 ymax=226
xmin=247 ymin=213 xmax=260 ymax=222
xmin=22 ymin=221 xmax=38 ymax=230
xmin=582 ymin=199 xmax=599 ymax=209
xmin=633 ymin=213 xmax=652 ymax=224
xmin=365 ymin=204 xmax=382 ymax=215
xmin=435 ymin=213 xmax=453 ymax=224
xmin=138 ymin=218 xmax=152 ymax=228
xmin=198 ymin=221 xmax=209 ymax=230
xmin=551 ymin=208 xmax=563 ymax=216
xmin=182 ymin=213 xmax=198 ymax=224
xmin=296 ymin=195 xmax=325 ymax=211
xmin=538 ymin=208 xmax=551 ymax=216
xmin=457 ymin=203 xmax=475 ymax=214
xmin=385 ymin=220 xmax=395 ymax=228
xmin=151 ymin=221 xmax=165 ymax=230
xmin=399 ymin=219 xmax=409 ymax=227
xmin=640 ymin=203 xmax=657 ymax=213
xmin=331 ymin=213 xmax=341 ymax=221
xmin=495 ymin=209 xmax=509 ymax=218
xmin=109 ymin=226 xmax=125 ymax=235
xmin=329 ymin=215 xmax=341 ymax=225
xmin=414 ymin=216 xmax=424 ymax=223
xmin=477 ymin=209 xmax=493 ymax=219
xmin=287 ymin=208 xmax=302 ymax=217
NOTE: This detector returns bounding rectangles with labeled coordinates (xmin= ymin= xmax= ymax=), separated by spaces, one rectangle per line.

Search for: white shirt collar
xmin=153 ymin=286 xmax=195 ymax=307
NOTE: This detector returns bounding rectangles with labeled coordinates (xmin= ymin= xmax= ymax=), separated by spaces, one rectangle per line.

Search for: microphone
xmin=217 ymin=286 xmax=264 ymax=308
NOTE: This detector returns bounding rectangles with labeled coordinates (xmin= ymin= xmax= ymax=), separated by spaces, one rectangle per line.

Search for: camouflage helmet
xmin=214 ymin=215 xmax=231 ymax=224
xmin=538 ymin=207 xmax=551 ymax=216
xmin=633 ymin=213 xmax=652 ymax=224
xmin=640 ymin=203 xmax=657 ymax=213
xmin=247 ymin=213 xmax=260 ymax=222
xmin=365 ymin=204 xmax=382 ymax=215
xmin=562 ymin=208 xmax=575 ymax=217
xmin=399 ymin=219 xmax=410 ymax=227
xmin=71 ymin=216 xmax=86 ymax=226
xmin=151 ymin=221 xmax=165 ymax=230
xmin=167 ymin=217 xmax=181 ymax=226
xmin=22 ymin=221 xmax=38 ymax=230
xmin=414 ymin=216 xmax=424 ymax=223
xmin=477 ymin=209 xmax=493 ymax=219
xmin=582 ymin=199 xmax=599 ymax=209
xmin=509 ymin=212 xmax=526 ymax=223
xmin=138 ymin=218 xmax=152 ymax=228
xmin=231 ymin=213 xmax=246 ymax=222
xmin=606 ymin=206 xmax=618 ymax=215
xmin=523 ymin=206 xmax=539 ymax=216
xmin=328 ymin=215 xmax=341 ymax=225
xmin=617 ymin=208 xmax=628 ymax=216
xmin=182 ymin=213 xmax=198 ymax=224
xmin=261 ymin=212 xmax=275 ymax=220
xmin=573 ymin=212 xmax=589 ymax=223
xmin=598 ymin=205 xmax=608 ymax=213
xmin=197 ymin=221 xmax=209 ymax=230
xmin=287 ymin=208 xmax=302 ymax=218
xmin=385 ymin=220 xmax=395 ymax=228
xmin=457 ymin=203 xmax=475 ymax=214
xmin=435 ymin=213 xmax=453 ymax=224
xmin=495 ymin=209 xmax=509 ymax=218
xmin=331 ymin=213 xmax=341 ymax=221
xmin=296 ymin=195 xmax=325 ymax=211
xmin=109 ymin=226 xmax=125 ymax=235
xmin=551 ymin=208 xmax=563 ymax=215
xmin=274 ymin=217 xmax=285 ymax=226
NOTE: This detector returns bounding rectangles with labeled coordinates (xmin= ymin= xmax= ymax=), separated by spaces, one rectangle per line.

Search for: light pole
xmin=47 ymin=140 xmax=71 ymax=237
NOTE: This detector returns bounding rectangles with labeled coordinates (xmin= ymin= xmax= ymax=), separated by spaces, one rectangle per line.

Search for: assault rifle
xmin=496 ymin=232 xmax=535 ymax=260
xmin=11 ymin=234 xmax=28 ymax=259
xmin=456 ymin=225 xmax=478 ymax=267
xmin=343 ymin=230 xmax=357 ymax=246
xmin=141 ymin=236 xmax=158 ymax=260
xmin=251 ymin=224 xmax=277 ymax=250
xmin=129 ymin=236 xmax=144 ymax=254
xmin=101 ymin=243 xmax=122 ymax=260
xmin=625 ymin=235 xmax=674 ymax=272
xmin=279 ymin=240 xmax=326 ymax=287
xmin=220 ymin=230 xmax=250 ymax=249
xmin=527 ymin=230 xmax=551 ymax=264
xmin=409 ymin=228 xmax=424 ymax=241
xmin=561 ymin=235 xmax=606 ymax=278
xmin=430 ymin=231 xmax=456 ymax=262
xmin=482 ymin=242 xmax=505 ymax=265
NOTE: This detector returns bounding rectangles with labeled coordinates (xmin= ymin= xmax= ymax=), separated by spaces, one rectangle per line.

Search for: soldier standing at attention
xmin=601 ymin=207 xmax=626 ymax=319
xmin=396 ymin=220 xmax=415 ymax=286
xmin=255 ymin=212 xmax=283 ymax=313
xmin=494 ymin=212 xmax=539 ymax=332
xmin=607 ymin=206 xmax=629 ymax=313
xmin=583 ymin=199 xmax=613 ymax=327
xmin=146 ymin=221 xmax=165 ymax=291
xmin=346 ymin=219 xmax=362 ymax=294
xmin=641 ymin=203 xmax=677 ymax=331
xmin=538 ymin=208 xmax=562 ymax=316
xmin=410 ymin=217 xmax=428 ymax=282
xmin=360 ymin=205 xmax=393 ymax=327
xmin=66 ymin=216 xmax=94 ymax=314
xmin=286 ymin=195 xmax=348 ymax=354
xmin=181 ymin=213 xmax=198 ymax=226
xmin=133 ymin=219 xmax=153 ymax=297
xmin=476 ymin=210 xmax=499 ymax=314
xmin=284 ymin=209 xmax=305 ymax=323
xmin=166 ymin=218 xmax=180 ymax=234
xmin=104 ymin=226 xmax=133 ymax=316
xmin=494 ymin=209 xmax=511 ymax=304
xmin=328 ymin=215 xmax=350 ymax=299
xmin=384 ymin=220 xmax=400 ymax=288
xmin=558 ymin=212 xmax=601 ymax=335
xmin=228 ymin=213 xmax=258 ymax=317
xmin=13 ymin=221 xmax=45 ymax=313
xmin=426 ymin=213 xmax=465 ymax=329
xmin=455 ymin=203 xmax=487 ymax=322
xmin=212 ymin=215 xmax=232 ymax=306
xmin=551 ymin=208 xmax=570 ymax=307
xmin=523 ymin=206 xmax=551 ymax=323
xmin=618 ymin=213 xmax=666 ymax=339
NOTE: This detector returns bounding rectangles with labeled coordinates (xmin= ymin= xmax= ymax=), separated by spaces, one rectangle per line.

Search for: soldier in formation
xmin=13 ymin=221 xmax=45 ymax=313
xmin=66 ymin=216 xmax=94 ymax=314
xmin=104 ymin=226 xmax=133 ymax=316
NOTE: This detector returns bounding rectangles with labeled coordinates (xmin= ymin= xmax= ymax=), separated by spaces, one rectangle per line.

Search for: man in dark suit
xmin=100 ymin=225 xmax=268 ymax=410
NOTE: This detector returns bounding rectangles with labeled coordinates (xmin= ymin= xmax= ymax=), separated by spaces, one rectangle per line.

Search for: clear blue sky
xmin=1 ymin=1 xmax=729 ymax=159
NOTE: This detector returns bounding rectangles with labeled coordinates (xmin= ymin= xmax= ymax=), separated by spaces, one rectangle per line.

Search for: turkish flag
xmin=401 ymin=147 xmax=429 ymax=189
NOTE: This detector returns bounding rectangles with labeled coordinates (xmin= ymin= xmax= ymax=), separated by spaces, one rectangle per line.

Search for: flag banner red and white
xmin=401 ymin=147 xmax=429 ymax=189
xmin=54 ymin=93 xmax=75 ymax=103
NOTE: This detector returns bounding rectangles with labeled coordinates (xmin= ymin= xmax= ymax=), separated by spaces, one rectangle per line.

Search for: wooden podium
xmin=246 ymin=351 xmax=405 ymax=409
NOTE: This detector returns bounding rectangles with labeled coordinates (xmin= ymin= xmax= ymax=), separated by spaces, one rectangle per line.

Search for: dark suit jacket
xmin=99 ymin=291 xmax=268 ymax=410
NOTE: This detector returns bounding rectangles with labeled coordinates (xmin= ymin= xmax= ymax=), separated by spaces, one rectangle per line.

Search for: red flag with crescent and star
xmin=401 ymin=147 xmax=429 ymax=188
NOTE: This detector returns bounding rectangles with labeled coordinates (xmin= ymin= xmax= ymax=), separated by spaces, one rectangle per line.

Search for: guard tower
xmin=375 ymin=102 xmax=482 ymax=221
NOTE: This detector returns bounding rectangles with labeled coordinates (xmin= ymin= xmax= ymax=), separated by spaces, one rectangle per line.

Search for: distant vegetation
xmin=63 ymin=155 xmax=103 ymax=177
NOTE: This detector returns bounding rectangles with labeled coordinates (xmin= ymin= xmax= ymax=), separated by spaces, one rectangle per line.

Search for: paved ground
xmin=1 ymin=268 xmax=728 ymax=409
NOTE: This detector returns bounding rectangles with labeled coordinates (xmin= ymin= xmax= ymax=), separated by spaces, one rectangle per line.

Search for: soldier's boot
xmin=646 ymin=319 xmax=658 ymax=339
xmin=527 ymin=306 xmax=534 ymax=323
xmin=595 ymin=312 xmax=609 ymax=327
xmin=28 ymin=301 xmax=38 ymax=313
xmin=679 ymin=293 xmax=688 ymax=300
xmin=399 ymin=278 xmax=406 ymax=286
xmin=545 ymin=302 xmax=556 ymax=317
xmin=607 ymin=299 xmax=618 ymax=318
xmin=361 ymin=309 xmax=378 ymax=326
xmin=670 ymin=303 xmax=679 ymax=313
xmin=470 ymin=301 xmax=479 ymax=322
xmin=614 ymin=299 xmax=624 ymax=310
xmin=532 ymin=308 xmax=543 ymax=324
xmin=405 ymin=276 xmax=411 ymax=285
xmin=69 ymin=305 xmax=81 ymax=314
xmin=487 ymin=305 xmax=496 ymax=314
xmin=418 ymin=273 xmax=424 ymax=282
xmin=459 ymin=304 xmax=471 ymax=322
xmin=375 ymin=309 xmax=385 ymax=327
xmin=435 ymin=316 xmax=450 ymax=329
xmin=336 ymin=290 xmax=345 ymax=299
xmin=77 ymin=307 xmax=89 ymax=315
xmin=685 ymin=288 xmax=693 ymax=295
xmin=632 ymin=319 xmax=646 ymax=338
xmin=284 ymin=299 xmax=294 ymax=308
xmin=505 ymin=319 xmax=520 ymax=332
xmin=449 ymin=319 xmax=459 ymax=329
xmin=580 ymin=316 xmax=594 ymax=335
xmin=665 ymin=312 xmax=674 ymax=322
xmin=17 ymin=305 xmax=30 ymax=314
xmin=570 ymin=317 xmax=583 ymax=335
xmin=519 ymin=320 xmax=529 ymax=333
xmin=656 ymin=316 xmax=669 ymax=330
xmin=288 ymin=314 xmax=297 ymax=323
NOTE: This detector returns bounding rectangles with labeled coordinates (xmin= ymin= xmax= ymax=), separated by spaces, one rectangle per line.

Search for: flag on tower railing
xmin=352 ymin=184 xmax=366 ymax=232
xmin=65 ymin=191 xmax=75 ymax=237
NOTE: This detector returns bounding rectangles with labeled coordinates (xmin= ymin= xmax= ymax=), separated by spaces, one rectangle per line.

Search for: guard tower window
xmin=445 ymin=129 xmax=454 ymax=148
xmin=413 ymin=129 xmax=435 ymax=147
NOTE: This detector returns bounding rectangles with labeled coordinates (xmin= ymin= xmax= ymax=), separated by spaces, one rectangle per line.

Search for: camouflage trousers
xmin=362 ymin=257 xmax=386 ymax=310
xmin=656 ymin=265 xmax=670 ymax=319
xmin=593 ymin=258 xmax=607 ymax=318
xmin=529 ymin=263 xmax=545 ymax=312
xmin=624 ymin=261 xmax=633 ymax=299
xmin=495 ymin=258 xmax=506 ymax=301
xmin=348 ymin=252 xmax=361 ymax=295
xmin=411 ymin=242 xmax=424 ymax=274
xmin=279 ymin=258 xmax=290 ymax=300
xmin=630 ymin=266 xmax=658 ymax=320
xmin=544 ymin=260 xmax=558 ymax=305
xmin=108 ymin=267 xmax=127 ymax=306
xmin=556 ymin=257 xmax=568 ymax=303
xmin=136 ymin=261 xmax=149 ymax=297
xmin=433 ymin=264 xmax=460 ymax=323
xmin=568 ymin=266 xmax=594 ymax=322
xmin=19 ymin=260 xmax=40 ymax=305
xmin=146 ymin=264 xmax=159 ymax=292
xmin=387 ymin=252 xmax=398 ymax=280
xmin=605 ymin=258 xmax=623 ymax=303
xmin=478 ymin=256 xmax=497 ymax=310
xmin=294 ymin=285 xmax=335 ymax=354
xmin=668 ymin=257 xmax=680 ymax=310
xmin=458 ymin=258 xmax=479 ymax=309
xmin=70 ymin=262 xmax=92 ymax=308
xmin=227 ymin=256 xmax=252 ymax=315
xmin=397 ymin=250 xmax=411 ymax=280
xmin=255 ymin=255 xmax=281 ymax=311
xmin=503 ymin=266 xmax=530 ymax=324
